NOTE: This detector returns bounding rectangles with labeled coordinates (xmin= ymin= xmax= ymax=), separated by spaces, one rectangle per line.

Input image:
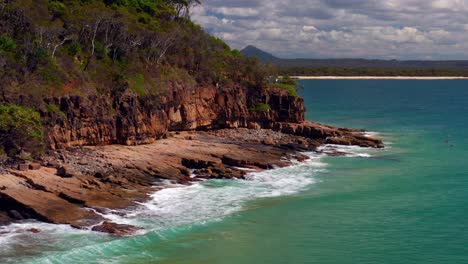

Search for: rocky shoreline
xmin=0 ymin=122 xmax=382 ymax=235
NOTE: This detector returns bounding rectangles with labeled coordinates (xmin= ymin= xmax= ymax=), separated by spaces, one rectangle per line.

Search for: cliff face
xmin=0 ymin=85 xmax=383 ymax=232
xmin=44 ymin=85 xmax=305 ymax=149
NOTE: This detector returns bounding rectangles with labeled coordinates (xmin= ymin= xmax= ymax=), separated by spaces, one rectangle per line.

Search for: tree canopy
xmin=0 ymin=0 xmax=269 ymax=102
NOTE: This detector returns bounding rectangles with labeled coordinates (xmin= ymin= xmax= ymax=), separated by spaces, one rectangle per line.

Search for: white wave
xmin=318 ymin=144 xmax=374 ymax=158
xmin=0 ymin=144 xmax=385 ymax=263
xmin=363 ymin=131 xmax=380 ymax=137
xmin=95 ymin=155 xmax=327 ymax=233
xmin=0 ymin=221 xmax=96 ymax=261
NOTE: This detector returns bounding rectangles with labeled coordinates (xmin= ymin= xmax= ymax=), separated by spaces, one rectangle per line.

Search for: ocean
xmin=1 ymin=79 xmax=468 ymax=263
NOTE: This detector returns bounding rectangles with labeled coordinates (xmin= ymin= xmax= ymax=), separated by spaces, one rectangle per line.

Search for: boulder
xmin=28 ymin=163 xmax=41 ymax=170
xmin=91 ymin=221 xmax=141 ymax=236
xmin=56 ymin=165 xmax=76 ymax=178
xmin=78 ymin=159 xmax=89 ymax=165
xmin=27 ymin=228 xmax=41 ymax=234
xmin=18 ymin=164 xmax=28 ymax=171
xmin=46 ymin=160 xmax=59 ymax=168
xmin=262 ymin=137 xmax=275 ymax=145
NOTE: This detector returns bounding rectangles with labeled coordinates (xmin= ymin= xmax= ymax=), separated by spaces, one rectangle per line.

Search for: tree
xmin=0 ymin=105 xmax=44 ymax=157
xmin=170 ymin=0 xmax=200 ymax=19
xmin=0 ymin=35 xmax=16 ymax=53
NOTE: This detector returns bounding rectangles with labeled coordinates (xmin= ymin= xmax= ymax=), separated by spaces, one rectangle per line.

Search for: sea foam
xmin=95 ymin=154 xmax=327 ymax=233
xmin=0 ymin=154 xmax=329 ymax=263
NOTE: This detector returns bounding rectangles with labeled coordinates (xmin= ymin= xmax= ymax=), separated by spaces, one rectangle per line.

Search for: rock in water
xmin=91 ymin=221 xmax=141 ymax=236
xmin=27 ymin=228 xmax=41 ymax=233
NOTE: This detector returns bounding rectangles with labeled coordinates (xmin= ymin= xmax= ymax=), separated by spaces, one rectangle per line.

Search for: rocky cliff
xmin=43 ymin=85 xmax=306 ymax=149
xmin=0 ymin=84 xmax=384 ymax=233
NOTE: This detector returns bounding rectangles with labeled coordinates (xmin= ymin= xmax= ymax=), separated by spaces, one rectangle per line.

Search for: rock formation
xmin=0 ymin=84 xmax=383 ymax=235
xmin=43 ymin=85 xmax=305 ymax=149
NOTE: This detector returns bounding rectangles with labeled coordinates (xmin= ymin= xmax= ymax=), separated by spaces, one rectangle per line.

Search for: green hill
xmin=0 ymin=0 xmax=267 ymax=101
xmin=0 ymin=0 xmax=274 ymax=158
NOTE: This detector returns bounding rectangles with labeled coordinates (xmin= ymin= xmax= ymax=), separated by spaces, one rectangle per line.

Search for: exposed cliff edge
xmin=0 ymin=0 xmax=384 ymax=236
xmin=42 ymin=85 xmax=306 ymax=149
xmin=0 ymin=84 xmax=383 ymax=234
xmin=41 ymin=84 xmax=381 ymax=150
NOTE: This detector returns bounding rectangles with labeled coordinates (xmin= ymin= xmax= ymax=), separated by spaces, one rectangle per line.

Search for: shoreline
xmin=0 ymin=123 xmax=383 ymax=235
xmin=292 ymin=76 xmax=468 ymax=80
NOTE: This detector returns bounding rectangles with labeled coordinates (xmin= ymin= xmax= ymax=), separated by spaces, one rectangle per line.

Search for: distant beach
xmin=292 ymin=76 xmax=468 ymax=80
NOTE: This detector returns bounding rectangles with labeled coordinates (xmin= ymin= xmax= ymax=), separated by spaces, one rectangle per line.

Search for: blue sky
xmin=192 ymin=0 xmax=468 ymax=59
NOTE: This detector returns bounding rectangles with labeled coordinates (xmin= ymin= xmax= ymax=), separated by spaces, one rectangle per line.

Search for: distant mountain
xmin=276 ymin=58 xmax=468 ymax=69
xmin=241 ymin=45 xmax=468 ymax=70
xmin=241 ymin=45 xmax=279 ymax=62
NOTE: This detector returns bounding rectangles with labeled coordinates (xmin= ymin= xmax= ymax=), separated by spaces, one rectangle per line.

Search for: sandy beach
xmin=292 ymin=76 xmax=468 ymax=80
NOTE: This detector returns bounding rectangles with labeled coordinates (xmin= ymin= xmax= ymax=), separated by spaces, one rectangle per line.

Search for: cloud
xmin=192 ymin=0 xmax=468 ymax=59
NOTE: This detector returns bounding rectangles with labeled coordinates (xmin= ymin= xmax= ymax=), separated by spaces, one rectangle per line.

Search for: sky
xmin=191 ymin=0 xmax=468 ymax=60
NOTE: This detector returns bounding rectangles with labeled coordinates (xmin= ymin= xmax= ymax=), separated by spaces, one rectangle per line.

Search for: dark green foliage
xmin=37 ymin=61 xmax=63 ymax=87
xmin=46 ymin=104 xmax=66 ymax=118
xmin=267 ymin=75 xmax=299 ymax=97
xmin=249 ymin=102 xmax=271 ymax=112
xmin=280 ymin=75 xmax=296 ymax=85
xmin=48 ymin=0 xmax=66 ymax=13
xmin=0 ymin=0 xmax=268 ymax=99
xmin=0 ymin=105 xmax=44 ymax=157
xmin=128 ymin=73 xmax=146 ymax=96
xmin=267 ymin=83 xmax=298 ymax=97
xmin=66 ymin=43 xmax=82 ymax=56
xmin=0 ymin=0 xmax=271 ymax=156
xmin=0 ymin=35 xmax=16 ymax=53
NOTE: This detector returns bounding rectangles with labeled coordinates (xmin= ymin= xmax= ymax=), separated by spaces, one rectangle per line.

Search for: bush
xmin=280 ymin=75 xmax=297 ymax=85
xmin=46 ymin=104 xmax=66 ymax=118
xmin=128 ymin=73 xmax=146 ymax=96
xmin=267 ymin=83 xmax=299 ymax=97
xmin=0 ymin=35 xmax=16 ymax=53
xmin=48 ymin=0 xmax=66 ymax=14
xmin=249 ymin=102 xmax=271 ymax=112
xmin=0 ymin=105 xmax=44 ymax=157
xmin=67 ymin=43 xmax=83 ymax=56
xmin=37 ymin=61 xmax=63 ymax=87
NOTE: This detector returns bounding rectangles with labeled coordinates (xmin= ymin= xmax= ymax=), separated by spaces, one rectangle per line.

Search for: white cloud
xmin=192 ymin=0 xmax=468 ymax=59
xmin=302 ymin=25 xmax=318 ymax=31
xmin=211 ymin=7 xmax=260 ymax=17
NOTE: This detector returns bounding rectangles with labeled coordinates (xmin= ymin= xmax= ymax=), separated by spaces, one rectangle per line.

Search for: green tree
xmin=0 ymin=35 xmax=16 ymax=53
xmin=0 ymin=105 xmax=44 ymax=157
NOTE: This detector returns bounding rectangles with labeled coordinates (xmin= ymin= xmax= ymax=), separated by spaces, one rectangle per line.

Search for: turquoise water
xmin=2 ymin=80 xmax=468 ymax=263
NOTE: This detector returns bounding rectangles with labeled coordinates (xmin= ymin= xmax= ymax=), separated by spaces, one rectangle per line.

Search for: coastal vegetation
xmin=267 ymin=75 xmax=299 ymax=97
xmin=0 ymin=0 xmax=273 ymax=158
xmin=0 ymin=0 xmax=269 ymax=100
xmin=0 ymin=104 xmax=44 ymax=157
xmin=249 ymin=102 xmax=271 ymax=112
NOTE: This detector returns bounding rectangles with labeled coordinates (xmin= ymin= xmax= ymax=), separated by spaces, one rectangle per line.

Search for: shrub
xmin=46 ymin=104 xmax=66 ymax=119
xmin=0 ymin=35 xmax=16 ymax=53
xmin=249 ymin=102 xmax=271 ymax=112
xmin=37 ymin=61 xmax=63 ymax=87
xmin=0 ymin=105 xmax=44 ymax=157
xmin=280 ymin=75 xmax=297 ymax=85
xmin=128 ymin=73 xmax=146 ymax=96
xmin=267 ymin=83 xmax=299 ymax=97
xmin=67 ymin=43 xmax=83 ymax=56
xmin=48 ymin=0 xmax=66 ymax=14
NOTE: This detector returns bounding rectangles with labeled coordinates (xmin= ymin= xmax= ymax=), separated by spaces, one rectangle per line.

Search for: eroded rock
xmin=56 ymin=165 xmax=76 ymax=178
xmin=91 ymin=221 xmax=141 ymax=236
